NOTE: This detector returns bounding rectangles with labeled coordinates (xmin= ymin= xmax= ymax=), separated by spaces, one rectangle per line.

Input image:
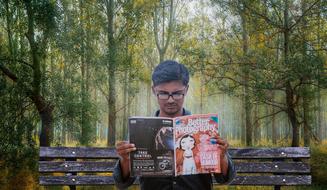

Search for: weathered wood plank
xmin=234 ymin=162 xmax=310 ymax=173
xmin=40 ymin=147 xmax=310 ymax=159
xmin=228 ymin=147 xmax=310 ymax=159
xmin=40 ymin=147 xmax=117 ymax=158
xmin=40 ymin=175 xmax=311 ymax=186
xmin=228 ymin=175 xmax=311 ymax=185
xmin=39 ymin=161 xmax=310 ymax=174
xmin=39 ymin=176 xmax=115 ymax=185
xmin=39 ymin=161 xmax=117 ymax=172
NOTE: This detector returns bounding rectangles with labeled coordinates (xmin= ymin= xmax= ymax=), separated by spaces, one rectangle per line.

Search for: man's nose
xmin=167 ymin=95 xmax=174 ymax=102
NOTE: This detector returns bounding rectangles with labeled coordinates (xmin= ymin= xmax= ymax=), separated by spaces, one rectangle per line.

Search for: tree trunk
xmin=301 ymin=0 xmax=311 ymax=146
xmin=5 ymin=0 xmax=13 ymax=56
xmin=123 ymin=67 xmax=128 ymax=140
xmin=286 ymin=83 xmax=299 ymax=147
xmin=316 ymin=0 xmax=323 ymax=141
xmin=317 ymin=88 xmax=322 ymax=141
xmin=239 ymin=1 xmax=252 ymax=146
xmin=25 ymin=0 xmax=53 ymax=147
xmin=122 ymin=38 xmax=130 ymax=140
xmin=78 ymin=0 xmax=92 ymax=146
xmin=33 ymin=95 xmax=54 ymax=146
xmin=153 ymin=0 xmax=174 ymax=63
xmin=147 ymin=82 xmax=152 ymax=116
xmin=254 ymin=104 xmax=260 ymax=144
xmin=302 ymin=90 xmax=311 ymax=146
xmin=106 ymin=0 xmax=117 ymax=147
xmin=271 ymin=92 xmax=277 ymax=144
xmin=283 ymin=0 xmax=299 ymax=147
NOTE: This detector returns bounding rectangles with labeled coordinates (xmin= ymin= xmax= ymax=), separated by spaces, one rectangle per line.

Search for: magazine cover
xmin=129 ymin=117 xmax=174 ymax=176
xmin=174 ymin=114 xmax=221 ymax=176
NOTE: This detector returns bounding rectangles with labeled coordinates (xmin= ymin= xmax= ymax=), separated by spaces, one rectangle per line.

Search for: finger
xmin=217 ymin=140 xmax=229 ymax=151
xmin=117 ymin=147 xmax=137 ymax=155
xmin=115 ymin=141 xmax=129 ymax=147
xmin=216 ymin=138 xmax=226 ymax=145
xmin=116 ymin=143 xmax=135 ymax=151
xmin=223 ymin=141 xmax=229 ymax=149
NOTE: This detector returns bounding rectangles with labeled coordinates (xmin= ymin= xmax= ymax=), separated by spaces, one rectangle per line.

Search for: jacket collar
xmin=154 ymin=108 xmax=191 ymax=117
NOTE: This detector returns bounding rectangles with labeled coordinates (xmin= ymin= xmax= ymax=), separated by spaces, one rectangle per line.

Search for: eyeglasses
xmin=156 ymin=89 xmax=186 ymax=100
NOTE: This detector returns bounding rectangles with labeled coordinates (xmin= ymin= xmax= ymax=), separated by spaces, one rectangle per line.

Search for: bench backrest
xmin=39 ymin=147 xmax=311 ymax=187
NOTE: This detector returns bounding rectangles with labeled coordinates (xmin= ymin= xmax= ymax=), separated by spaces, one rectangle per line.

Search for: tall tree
xmin=0 ymin=0 xmax=57 ymax=146
xmin=105 ymin=0 xmax=117 ymax=147
xmin=153 ymin=0 xmax=175 ymax=63
xmin=239 ymin=0 xmax=252 ymax=146
xmin=208 ymin=0 xmax=326 ymax=146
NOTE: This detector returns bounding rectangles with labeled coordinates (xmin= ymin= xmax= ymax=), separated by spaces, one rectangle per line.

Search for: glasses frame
xmin=156 ymin=88 xmax=186 ymax=100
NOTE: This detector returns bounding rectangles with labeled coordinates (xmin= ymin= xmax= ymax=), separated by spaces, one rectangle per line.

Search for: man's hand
xmin=216 ymin=136 xmax=229 ymax=158
xmin=115 ymin=141 xmax=136 ymax=179
xmin=216 ymin=135 xmax=229 ymax=176
xmin=116 ymin=141 xmax=136 ymax=161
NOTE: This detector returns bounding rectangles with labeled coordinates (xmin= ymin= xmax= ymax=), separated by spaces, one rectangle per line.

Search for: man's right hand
xmin=116 ymin=141 xmax=136 ymax=161
xmin=115 ymin=141 xmax=136 ymax=179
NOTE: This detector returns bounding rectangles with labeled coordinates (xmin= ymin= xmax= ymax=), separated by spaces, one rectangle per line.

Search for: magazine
xmin=128 ymin=113 xmax=221 ymax=177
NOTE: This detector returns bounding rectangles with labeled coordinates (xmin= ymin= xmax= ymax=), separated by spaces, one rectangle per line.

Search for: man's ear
xmin=185 ymin=85 xmax=189 ymax=95
xmin=152 ymin=86 xmax=156 ymax=95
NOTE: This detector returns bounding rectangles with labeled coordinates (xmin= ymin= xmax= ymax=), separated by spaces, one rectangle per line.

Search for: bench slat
xmin=39 ymin=161 xmax=310 ymax=174
xmin=39 ymin=175 xmax=311 ymax=186
xmin=40 ymin=147 xmax=117 ymax=158
xmin=229 ymin=147 xmax=310 ymax=159
xmin=229 ymin=175 xmax=311 ymax=185
xmin=39 ymin=176 xmax=115 ymax=185
xmin=235 ymin=162 xmax=310 ymax=173
xmin=39 ymin=161 xmax=117 ymax=172
xmin=40 ymin=147 xmax=310 ymax=159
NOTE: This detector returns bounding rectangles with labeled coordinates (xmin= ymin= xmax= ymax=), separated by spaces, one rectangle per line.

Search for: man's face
xmin=152 ymin=81 xmax=188 ymax=117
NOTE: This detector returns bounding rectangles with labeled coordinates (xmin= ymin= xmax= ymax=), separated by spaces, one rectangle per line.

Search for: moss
xmin=3 ymin=168 xmax=37 ymax=190
xmin=310 ymin=144 xmax=327 ymax=185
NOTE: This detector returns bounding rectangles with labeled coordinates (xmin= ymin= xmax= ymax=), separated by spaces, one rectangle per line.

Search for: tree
xmin=0 ymin=0 xmax=58 ymax=146
xmin=153 ymin=0 xmax=175 ymax=63
xmin=207 ymin=0 xmax=327 ymax=146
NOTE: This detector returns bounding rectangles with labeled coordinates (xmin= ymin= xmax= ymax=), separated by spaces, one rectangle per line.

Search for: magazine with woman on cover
xmin=128 ymin=113 xmax=221 ymax=177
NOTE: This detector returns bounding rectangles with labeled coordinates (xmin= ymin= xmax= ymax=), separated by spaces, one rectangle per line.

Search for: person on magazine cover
xmin=178 ymin=134 xmax=199 ymax=175
xmin=114 ymin=60 xmax=236 ymax=190
xmin=155 ymin=126 xmax=174 ymax=150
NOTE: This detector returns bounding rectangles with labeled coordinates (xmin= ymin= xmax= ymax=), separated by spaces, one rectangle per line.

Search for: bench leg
xmin=66 ymin=157 xmax=77 ymax=190
xmin=274 ymin=185 xmax=281 ymax=190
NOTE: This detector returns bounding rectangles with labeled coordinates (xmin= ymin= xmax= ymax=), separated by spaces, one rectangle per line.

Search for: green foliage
xmin=311 ymin=145 xmax=327 ymax=185
xmin=0 ymin=84 xmax=38 ymax=190
xmin=33 ymin=0 xmax=58 ymax=34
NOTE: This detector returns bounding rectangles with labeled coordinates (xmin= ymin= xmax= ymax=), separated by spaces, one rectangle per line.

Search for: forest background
xmin=0 ymin=0 xmax=326 ymax=189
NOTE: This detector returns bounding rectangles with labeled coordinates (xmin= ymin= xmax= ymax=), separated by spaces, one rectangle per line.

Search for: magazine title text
xmin=176 ymin=118 xmax=216 ymax=133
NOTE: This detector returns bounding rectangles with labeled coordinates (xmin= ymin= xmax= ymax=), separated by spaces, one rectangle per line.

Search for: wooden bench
xmin=39 ymin=147 xmax=311 ymax=190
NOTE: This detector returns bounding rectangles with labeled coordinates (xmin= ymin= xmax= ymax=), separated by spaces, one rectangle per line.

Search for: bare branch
xmin=253 ymin=109 xmax=284 ymax=125
xmin=153 ymin=4 xmax=162 ymax=53
xmin=243 ymin=3 xmax=282 ymax=29
xmin=0 ymin=64 xmax=18 ymax=81
xmin=289 ymin=0 xmax=320 ymax=31
xmin=0 ymin=57 xmax=34 ymax=69
xmin=114 ymin=96 xmax=135 ymax=114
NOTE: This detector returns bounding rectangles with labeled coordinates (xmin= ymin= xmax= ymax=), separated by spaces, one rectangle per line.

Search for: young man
xmin=114 ymin=60 xmax=236 ymax=190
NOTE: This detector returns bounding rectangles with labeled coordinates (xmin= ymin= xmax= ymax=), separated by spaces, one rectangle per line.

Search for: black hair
xmin=179 ymin=134 xmax=195 ymax=149
xmin=152 ymin=60 xmax=189 ymax=87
